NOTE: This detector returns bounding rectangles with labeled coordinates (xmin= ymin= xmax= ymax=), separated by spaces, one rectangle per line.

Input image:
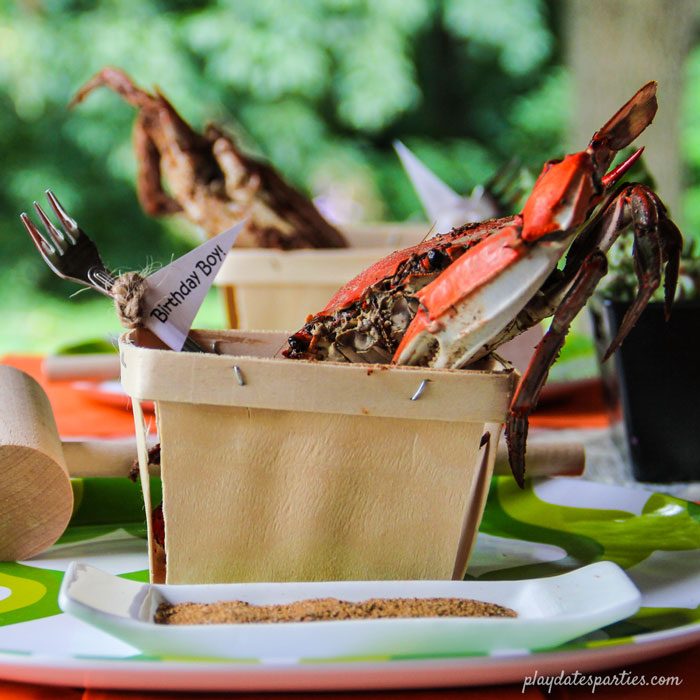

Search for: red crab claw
xmin=520 ymin=81 xmax=657 ymax=242
xmin=600 ymin=146 xmax=645 ymax=190
xmin=588 ymin=80 xmax=658 ymax=177
xmin=393 ymin=82 xmax=661 ymax=370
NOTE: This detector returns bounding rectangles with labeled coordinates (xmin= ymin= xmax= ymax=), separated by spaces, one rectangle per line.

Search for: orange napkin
xmin=530 ymin=378 xmax=610 ymax=429
xmin=1 ymin=355 xmax=138 ymax=438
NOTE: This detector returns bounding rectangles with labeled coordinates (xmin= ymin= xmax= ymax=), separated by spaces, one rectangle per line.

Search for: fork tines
xmin=20 ymin=190 xmax=80 ymax=262
xmin=46 ymin=190 xmax=80 ymax=239
xmin=20 ymin=210 xmax=56 ymax=259
xmin=19 ymin=189 xmax=110 ymax=292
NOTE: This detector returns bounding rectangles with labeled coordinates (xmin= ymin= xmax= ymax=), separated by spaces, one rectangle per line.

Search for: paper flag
xmin=140 ymin=223 xmax=244 ymax=351
xmin=393 ymin=141 xmax=499 ymax=235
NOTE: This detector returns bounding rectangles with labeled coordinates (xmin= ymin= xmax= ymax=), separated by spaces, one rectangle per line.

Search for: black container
xmin=590 ymin=298 xmax=700 ymax=482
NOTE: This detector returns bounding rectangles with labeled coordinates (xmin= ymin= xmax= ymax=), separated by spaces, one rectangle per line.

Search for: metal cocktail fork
xmin=21 ymin=190 xmax=116 ymax=296
xmin=20 ymin=190 xmax=204 ymax=352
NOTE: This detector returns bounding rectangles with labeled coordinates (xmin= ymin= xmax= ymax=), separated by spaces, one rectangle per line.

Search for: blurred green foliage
xmin=682 ymin=47 xmax=700 ymax=235
xmin=0 ymin=1 xmax=564 ymax=287
xmin=0 ymin=0 xmax=698 ymax=352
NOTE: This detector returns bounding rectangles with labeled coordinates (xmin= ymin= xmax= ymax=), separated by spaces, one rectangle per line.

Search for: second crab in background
xmin=71 ymin=67 xmax=347 ymax=251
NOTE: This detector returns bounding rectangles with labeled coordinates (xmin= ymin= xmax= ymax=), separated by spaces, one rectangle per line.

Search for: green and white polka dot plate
xmin=1 ymin=477 xmax=699 ymax=692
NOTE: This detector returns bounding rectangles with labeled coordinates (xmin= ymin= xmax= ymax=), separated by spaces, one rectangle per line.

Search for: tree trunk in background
xmin=565 ymin=0 xmax=697 ymax=223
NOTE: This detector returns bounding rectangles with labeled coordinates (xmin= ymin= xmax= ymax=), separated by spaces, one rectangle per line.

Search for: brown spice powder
xmin=154 ymin=596 xmax=517 ymax=625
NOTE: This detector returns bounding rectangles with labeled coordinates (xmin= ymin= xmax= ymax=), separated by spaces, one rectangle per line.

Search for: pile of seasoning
xmin=155 ymin=596 xmax=517 ymax=625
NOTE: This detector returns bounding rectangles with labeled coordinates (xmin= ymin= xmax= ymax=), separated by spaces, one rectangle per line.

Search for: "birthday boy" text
xmin=149 ymin=244 xmax=226 ymax=323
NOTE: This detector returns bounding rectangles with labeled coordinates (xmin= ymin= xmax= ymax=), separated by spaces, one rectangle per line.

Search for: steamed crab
xmin=285 ymin=82 xmax=683 ymax=485
xmin=71 ymin=67 xmax=347 ymax=250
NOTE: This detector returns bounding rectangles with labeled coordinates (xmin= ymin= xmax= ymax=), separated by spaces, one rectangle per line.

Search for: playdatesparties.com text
xmin=522 ymin=669 xmax=683 ymax=693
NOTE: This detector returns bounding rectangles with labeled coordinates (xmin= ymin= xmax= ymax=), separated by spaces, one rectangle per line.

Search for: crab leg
xmin=506 ymin=252 xmax=608 ymax=486
xmin=71 ymin=68 xmax=208 ymax=218
xmin=564 ymin=184 xmax=682 ymax=360
xmin=465 ymin=188 xmax=628 ymax=360
xmin=609 ymin=188 xmax=681 ymax=348
xmin=133 ymin=112 xmax=182 ymax=216
xmin=659 ymin=217 xmax=682 ymax=318
xmin=505 ymin=182 xmax=682 ymax=484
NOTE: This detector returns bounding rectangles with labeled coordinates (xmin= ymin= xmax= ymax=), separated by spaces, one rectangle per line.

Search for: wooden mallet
xmin=0 ymin=365 xmax=585 ymax=561
xmin=0 ymin=365 xmax=143 ymax=561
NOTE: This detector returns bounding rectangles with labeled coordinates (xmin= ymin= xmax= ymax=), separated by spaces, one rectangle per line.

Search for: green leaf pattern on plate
xmin=0 ymin=564 xmax=63 ymax=626
xmin=483 ymin=478 xmax=700 ymax=571
xmin=0 ymin=476 xmax=698 ymax=661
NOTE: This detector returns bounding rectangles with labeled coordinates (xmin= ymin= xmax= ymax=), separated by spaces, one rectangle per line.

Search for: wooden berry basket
xmin=120 ymin=328 xmax=516 ymax=585
xmin=214 ymin=223 xmax=428 ymax=330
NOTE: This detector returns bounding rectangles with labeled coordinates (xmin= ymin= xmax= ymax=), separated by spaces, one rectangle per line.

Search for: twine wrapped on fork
xmin=111 ymin=271 xmax=148 ymax=329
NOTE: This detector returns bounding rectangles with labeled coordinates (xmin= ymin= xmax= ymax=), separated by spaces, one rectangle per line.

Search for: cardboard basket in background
xmin=120 ymin=328 xmax=516 ymax=585
xmin=214 ymin=223 xmax=428 ymax=330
